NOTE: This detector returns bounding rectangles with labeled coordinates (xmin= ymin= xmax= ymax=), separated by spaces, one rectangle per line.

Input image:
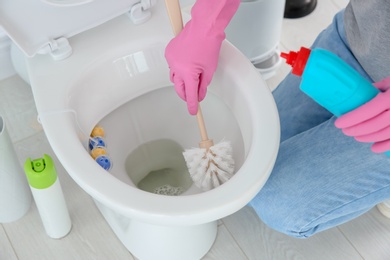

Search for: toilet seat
xmin=0 ymin=0 xmax=156 ymax=59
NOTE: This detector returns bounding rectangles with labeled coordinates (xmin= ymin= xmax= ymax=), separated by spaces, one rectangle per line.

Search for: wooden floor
xmin=2 ymin=0 xmax=390 ymax=259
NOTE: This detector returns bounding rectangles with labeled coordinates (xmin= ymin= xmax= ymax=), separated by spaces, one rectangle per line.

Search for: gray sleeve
xmin=344 ymin=0 xmax=390 ymax=82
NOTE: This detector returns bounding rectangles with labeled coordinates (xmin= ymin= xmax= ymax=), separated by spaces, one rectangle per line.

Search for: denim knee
xmin=248 ymin=198 xmax=315 ymax=239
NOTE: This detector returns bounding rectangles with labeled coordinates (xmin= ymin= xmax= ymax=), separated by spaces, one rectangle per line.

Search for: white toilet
xmin=1 ymin=1 xmax=280 ymax=259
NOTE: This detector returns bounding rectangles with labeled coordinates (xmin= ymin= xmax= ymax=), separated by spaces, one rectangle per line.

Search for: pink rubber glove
xmin=165 ymin=0 xmax=240 ymax=115
xmin=335 ymin=77 xmax=390 ymax=153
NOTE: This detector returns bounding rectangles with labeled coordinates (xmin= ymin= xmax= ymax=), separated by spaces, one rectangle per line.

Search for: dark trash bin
xmin=284 ymin=0 xmax=317 ymax=18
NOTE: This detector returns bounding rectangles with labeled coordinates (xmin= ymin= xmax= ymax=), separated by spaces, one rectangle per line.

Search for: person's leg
xmin=251 ymin=117 xmax=390 ymax=238
xmin=249 ymin=10 xmax=390 ymax=238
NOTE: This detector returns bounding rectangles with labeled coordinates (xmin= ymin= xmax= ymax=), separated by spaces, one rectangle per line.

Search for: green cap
xmin=24 ymin=154 xmax=57 ymax=189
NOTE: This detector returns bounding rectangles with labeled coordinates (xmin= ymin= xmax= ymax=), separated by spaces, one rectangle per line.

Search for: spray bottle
xmin=281 ymin=46 xmax=379 ymax=117
xmin=280 ymin=46 xmax=390 ymax=155
xmin=24 ymin=154 xmax=72 ymax=238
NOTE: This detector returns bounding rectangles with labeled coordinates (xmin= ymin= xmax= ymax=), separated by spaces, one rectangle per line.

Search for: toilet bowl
xmin=2 ymin=1 xmax=280 ymax=259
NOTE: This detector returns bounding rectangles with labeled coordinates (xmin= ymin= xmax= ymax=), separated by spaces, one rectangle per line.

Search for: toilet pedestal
xmin=95 ymin=200 xmax=218 ymax=260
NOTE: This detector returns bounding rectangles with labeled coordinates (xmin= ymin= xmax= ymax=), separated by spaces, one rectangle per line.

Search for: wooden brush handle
xmin=164 ymin=0 xmax=184 ymax=35
xmin=196 ymin=106 xmax=209 ymax=141
xmin=164 ymin=0 xmax=213 ymax=149
xmin=197 ymin=106 xmax=214 ymax=149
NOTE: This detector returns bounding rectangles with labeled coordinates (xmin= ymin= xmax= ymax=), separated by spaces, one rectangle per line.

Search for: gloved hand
xmin=165 ymin=0 xmax=240 ymax=115
xmin=335 ymin=76 xmax=390 ymax=153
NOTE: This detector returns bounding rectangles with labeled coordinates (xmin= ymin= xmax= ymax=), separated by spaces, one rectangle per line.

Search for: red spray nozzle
xmin=281 ymin=51 xmax=298 ymax=66
xmin=280 ymin=47 xmax=311 ymax=76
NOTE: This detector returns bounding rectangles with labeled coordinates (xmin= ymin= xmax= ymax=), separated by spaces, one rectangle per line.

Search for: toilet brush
xmin=164 ymin=0 xmax=235 ymax=191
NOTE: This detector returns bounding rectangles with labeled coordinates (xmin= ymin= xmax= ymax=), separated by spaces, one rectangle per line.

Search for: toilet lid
xmin=0 ymin=0 xmax=143 ymax=57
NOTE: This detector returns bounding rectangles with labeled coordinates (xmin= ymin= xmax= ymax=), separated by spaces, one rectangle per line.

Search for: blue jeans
xmin=248 ymin=10 xmax=390 ymax=238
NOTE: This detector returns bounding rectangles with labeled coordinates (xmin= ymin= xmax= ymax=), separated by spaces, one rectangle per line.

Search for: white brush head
xmin=183 ymin=140 xmax=235 ymax=191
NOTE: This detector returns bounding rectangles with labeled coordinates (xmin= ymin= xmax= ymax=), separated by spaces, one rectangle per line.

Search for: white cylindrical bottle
xmin=0 ymin=115 xmax=32 ymax=223
xmin=225 ymin=0 xmax=285 ymax=79
xmin=24 ymin=154 xmax=72 ymax=239
xmin=225 ymin=0 xmax=285 ymax=62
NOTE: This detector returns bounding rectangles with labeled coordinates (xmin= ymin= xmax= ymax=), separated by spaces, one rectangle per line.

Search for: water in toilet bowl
xmin=126 ymin=139 xmax=193 ymax=196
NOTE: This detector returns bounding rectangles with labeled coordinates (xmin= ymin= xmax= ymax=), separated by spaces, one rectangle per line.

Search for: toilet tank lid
xmin=0 ymin=0 xmax=149 ymax=58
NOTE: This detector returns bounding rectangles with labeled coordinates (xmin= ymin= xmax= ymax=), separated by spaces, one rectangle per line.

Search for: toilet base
xmin=251 ymin=46 xmax=282 ymax=80
xmin=94 ymin=199 xmax=218 ymax=260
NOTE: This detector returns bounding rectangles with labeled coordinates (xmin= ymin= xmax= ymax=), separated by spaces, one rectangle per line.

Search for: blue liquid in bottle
xmin=281 ymin=47 xmax=389 ymax=155
xmin=281 ymin=47 xmax=379 ymax=117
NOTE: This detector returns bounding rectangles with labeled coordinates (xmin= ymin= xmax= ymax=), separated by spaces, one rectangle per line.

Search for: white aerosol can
xmin=24 ymin=154 xmax=71 ymax=238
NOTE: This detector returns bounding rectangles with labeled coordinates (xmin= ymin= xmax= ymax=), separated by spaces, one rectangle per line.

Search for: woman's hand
xmin=164 ymin=0 xmax=240 ymax=115
xmin=335 ymin=77 xmax=390 ymax=153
